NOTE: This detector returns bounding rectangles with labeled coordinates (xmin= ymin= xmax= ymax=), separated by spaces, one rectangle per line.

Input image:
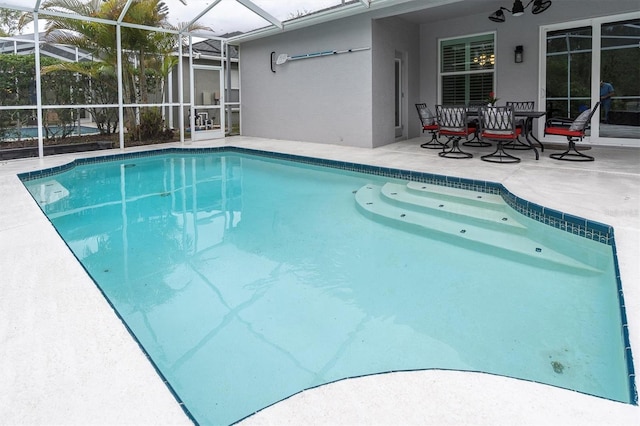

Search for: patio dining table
xmin=466 ymin=108 xmax=546 ymax=160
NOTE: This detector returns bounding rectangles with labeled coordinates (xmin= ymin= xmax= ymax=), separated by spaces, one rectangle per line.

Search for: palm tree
xmin=19 ymin=0 xmax=208 ymax=140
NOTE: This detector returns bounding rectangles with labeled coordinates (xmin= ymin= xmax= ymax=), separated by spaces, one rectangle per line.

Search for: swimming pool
xmin=20 ymin=147 xmax=635 ymax=424
xmin=2 ymin=125 xmax=99 ymax=140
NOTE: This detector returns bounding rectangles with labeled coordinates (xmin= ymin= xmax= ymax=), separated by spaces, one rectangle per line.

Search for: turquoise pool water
xmin=22 ymin=151 xmax=632 ymax=424
xmin=2 ymin=125 xmax=99 ymax=139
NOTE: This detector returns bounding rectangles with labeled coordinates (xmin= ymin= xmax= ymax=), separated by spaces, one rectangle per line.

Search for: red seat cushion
xmin=481 ymin=128 xmax=521 ymax=139
xmin=545 ymin=127 xmax=584 ymax=138
xmin=423 ymin=125 xmax=438 ymax=131
xmin=440 ymin=129 xmax=474 ymax=137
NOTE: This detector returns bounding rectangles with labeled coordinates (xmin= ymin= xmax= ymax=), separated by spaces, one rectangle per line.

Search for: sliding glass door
xmin=541 ymin=12 xmax=640 ymax=145
xmin=545 ymin=26 xmax=592 ymax=121
xmin=600 ymin=19 xmax=640 ymax=139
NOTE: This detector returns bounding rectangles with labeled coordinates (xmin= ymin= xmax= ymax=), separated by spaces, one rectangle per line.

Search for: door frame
xmin=190 ymin=64 xmax=225 ymax=141
xmin=395 ymin=56 xmax=402 ymax=138
xmin=538 ymin=11 xmax=640 ymax=146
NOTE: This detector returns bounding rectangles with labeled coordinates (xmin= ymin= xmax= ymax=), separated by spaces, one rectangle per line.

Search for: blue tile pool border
xmin=15 ymin=145 xmax=616 ymax=246
xmin=17 ymin=145 xmax=637 ymax=405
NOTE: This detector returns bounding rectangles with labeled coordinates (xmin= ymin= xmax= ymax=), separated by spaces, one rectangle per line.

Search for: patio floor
xmin=1 ymin=136 xmax=638 ymax=425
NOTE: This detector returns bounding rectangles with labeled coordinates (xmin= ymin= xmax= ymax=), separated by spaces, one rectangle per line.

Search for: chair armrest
xmin=545 ymin=117 xmax=573 ymax=128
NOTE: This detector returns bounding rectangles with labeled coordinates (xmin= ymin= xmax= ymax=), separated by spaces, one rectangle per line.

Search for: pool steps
xmin=355 ymin=182 xmax=601 ymax=274
xmin=383 ymin=182 xmax=528 ymax=234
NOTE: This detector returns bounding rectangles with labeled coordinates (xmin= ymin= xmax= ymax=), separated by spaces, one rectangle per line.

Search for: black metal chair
xmin=415 ymin=103 xmax=443 ymax=149
xmin=505 ymin=101 xmax=539 ymax=150
xmin=463 ymin=101 xmax=490 ymax=147
xmin=479 ymin=105 xmax=522 ymax=163
xmin=544 ymin=102 xmax=600 ymax=161
xmin=435 ymin=105 xmax=475 ymax=159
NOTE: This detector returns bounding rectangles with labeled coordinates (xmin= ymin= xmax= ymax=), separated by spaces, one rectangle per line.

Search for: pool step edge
xmin=381 ymin=182 xmax=527 ymax=233
xmin=355 ymin=183 xmax=601 ymax=274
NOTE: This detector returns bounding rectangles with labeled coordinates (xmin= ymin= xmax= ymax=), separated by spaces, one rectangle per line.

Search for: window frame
xmin=438 ymin=31 xmax=497 ymax=105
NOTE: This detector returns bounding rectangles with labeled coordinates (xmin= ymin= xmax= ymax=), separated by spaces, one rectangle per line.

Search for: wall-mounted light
xmin=488 ymin=0 xmax=552 ymax=23
xmin=515 ymin=45 xmax=524 ymax=63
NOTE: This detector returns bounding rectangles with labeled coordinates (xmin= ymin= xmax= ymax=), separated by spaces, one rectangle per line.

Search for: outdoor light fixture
xmin=512 ymin=0 xmax=525 ymax=16
xmin=488 ymin=0 xmax=551 ymax=22
xmin=514 ymin=45 xmax=523 ymax=63
xmin=488 ymin=9 xmax=506 ymax=23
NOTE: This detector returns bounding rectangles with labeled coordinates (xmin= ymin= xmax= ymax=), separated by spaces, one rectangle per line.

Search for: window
xmin=439 ymin=33 xmax=495 ymax=105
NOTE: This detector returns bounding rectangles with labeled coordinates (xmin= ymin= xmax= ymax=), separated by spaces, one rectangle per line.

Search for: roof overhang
xmin=0 ymin=0 xmax=465 ymax=44
xmin=227 ymin=0 xmax=463 ymax=44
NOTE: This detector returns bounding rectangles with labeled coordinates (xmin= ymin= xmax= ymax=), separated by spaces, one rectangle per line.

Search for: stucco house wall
xmin=240 ymin=15 xmax=373 ymax=148
xmin=419 ymin=0 xmax=640 ymax=113
xmin=240 ymin=8 xmax=423 ymax=149
xmin=238 ymin=0 xmax=638 ymax=148
xmin=371 ymin=16 xmax=421 ymax=147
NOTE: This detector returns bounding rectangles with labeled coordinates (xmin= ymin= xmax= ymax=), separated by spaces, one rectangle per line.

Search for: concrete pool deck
xmin=1 ymin=136 xmax=638 ymax=425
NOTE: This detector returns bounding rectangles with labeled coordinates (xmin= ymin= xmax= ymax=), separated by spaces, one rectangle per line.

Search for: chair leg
xmin=420 ymin=131 xmax=445 ymax=149
xmin=481 ymin=142 xmax=521 ymax=163
xmin=462 ymin=129 xmax=491 ymax=147
xmin=549 ymin=140 xmax=594 ymax=161
xmin=439 ymin=136 xmax=473 ymax=159
xmin=503 ymin=135 xmax=531 ymax=150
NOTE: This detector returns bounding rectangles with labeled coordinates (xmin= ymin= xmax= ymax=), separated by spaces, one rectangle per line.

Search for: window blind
xmin=440 ymin=33 xmax=495 ymax=105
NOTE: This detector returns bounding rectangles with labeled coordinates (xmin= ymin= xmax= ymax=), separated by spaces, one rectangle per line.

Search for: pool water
xmin=23 ymin=152 xmax=631 ymax=424
xmin=2 ymin=125 xmax=99 ymax=139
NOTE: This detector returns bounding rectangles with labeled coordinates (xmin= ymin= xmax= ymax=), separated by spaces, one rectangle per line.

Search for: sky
xmin=166 ymin=0 xmax=349 ymax=35
xmin=2 ymin=0 xmax=351 ymax=37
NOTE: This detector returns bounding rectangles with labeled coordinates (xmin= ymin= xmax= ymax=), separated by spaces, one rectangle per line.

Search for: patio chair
xmin=435 ymin=105 xmax=475 ymax=159
xmin=544 ymin=102 xmax=600 ymax=162
xmin=463 ymin=101 xmax=490 ymax=147
xmin=415 ymin=103 xmax=443 ymax=149
xmin=478 ymin=105 xmax=522 ymax=163
xmin=505 ymin=101 xmax=539 ymax=150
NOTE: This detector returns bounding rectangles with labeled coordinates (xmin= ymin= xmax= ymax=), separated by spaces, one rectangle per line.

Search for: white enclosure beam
xmin=178 ymin=35 xmax=185 ymax=144
xmin=236 ymin=0 xmax=283 ymax=30
xmin=183 ymin=0 xmax=223 ymax=32
xmin=117 ymin=0 xmax=135 ymax=23
xmin=33 ymin=13 xmax=44 ymax=158
xmin=116 ymin=25 xmax=125 ymax=150
xmin=188 ymin=36 xmax=195 ymax=143
xmin=34 ymin=9 xmax=180 ymax=35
